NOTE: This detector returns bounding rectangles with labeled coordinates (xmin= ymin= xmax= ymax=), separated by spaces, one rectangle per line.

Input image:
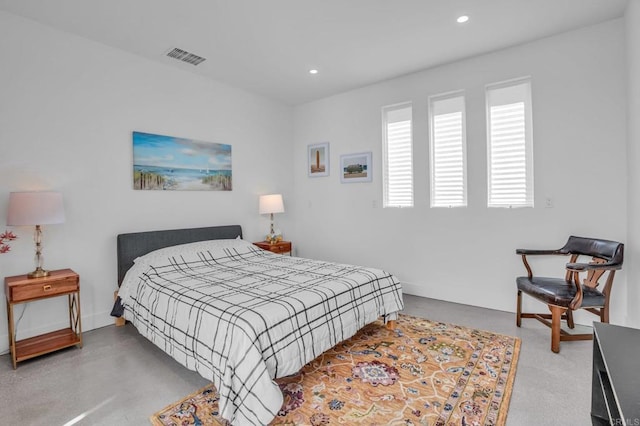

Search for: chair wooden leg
xmin=549 ymin=305 xmax=566 ymax=353
xmin=516 ymin=290 xmax=522 ymax=327
xmin=566 ymin=309 xmax=575 ymax=329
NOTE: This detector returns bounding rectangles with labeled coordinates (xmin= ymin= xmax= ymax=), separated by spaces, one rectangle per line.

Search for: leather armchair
xmin=516 ymin=236 xmax=623 ymax=353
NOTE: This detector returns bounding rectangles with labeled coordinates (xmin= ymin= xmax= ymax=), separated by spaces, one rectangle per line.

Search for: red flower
xmin=0 ymin=230 xmax=17 ymax=240
xmin=0 ymin=230 xmax=17 ymax=254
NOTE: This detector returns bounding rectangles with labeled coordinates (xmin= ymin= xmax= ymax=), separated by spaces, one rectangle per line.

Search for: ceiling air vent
xmin=165 ymin=47 xmax=206 ymax=66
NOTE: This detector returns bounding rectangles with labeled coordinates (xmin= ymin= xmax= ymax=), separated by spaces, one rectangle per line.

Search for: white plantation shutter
xmin=383 ymin=103 xmax=413 ymax=208
xmin=429 ymin=93 xmax=467 ymax=207
xmin=486 ymin=78 xmax=533 ymax=208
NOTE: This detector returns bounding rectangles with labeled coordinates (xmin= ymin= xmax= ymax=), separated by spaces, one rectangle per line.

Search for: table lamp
xmin=7 ymin=191 xmax=66 ymax=278
xmin=259 ymin=194 xmax=284 ymax=243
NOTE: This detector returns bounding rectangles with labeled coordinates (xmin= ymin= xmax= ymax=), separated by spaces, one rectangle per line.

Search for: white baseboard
xmin=400 ymin=281 xmax=512 ymax=312
xmin=0 ymin=310 xmax=114 ymax=356
xmin=400 ymin=281 xmax=510 ymax=312
xmin=400 ymin=281 xmax=432 ymax=299
xmin=400 ymin=281 xmax=598 ymax=327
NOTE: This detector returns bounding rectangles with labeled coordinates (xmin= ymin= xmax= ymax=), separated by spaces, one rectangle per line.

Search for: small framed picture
xmin=340 ymin=152 xmax=372 ymax=183
xmin=308 ymin=142 xmax=330 ymax=177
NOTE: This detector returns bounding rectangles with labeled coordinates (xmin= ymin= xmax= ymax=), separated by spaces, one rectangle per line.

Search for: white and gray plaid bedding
xmin=117 ymin=239 xmax=403 ymax=425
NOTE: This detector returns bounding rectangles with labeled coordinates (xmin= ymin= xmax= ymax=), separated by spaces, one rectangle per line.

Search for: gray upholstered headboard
xmin=116 ymin=225 xmax=243 ymax=286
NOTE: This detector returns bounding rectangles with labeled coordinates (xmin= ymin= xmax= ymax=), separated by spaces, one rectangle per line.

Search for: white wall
xmin=0 ymin=11 xmax=632 ymax=357
xmin=626 ymin=2 xmax=640 ymax=328
xmin=0 ymin=12 xmax=293 ymax=353
xmin=292 ymin=20 xmax=628 ymax=325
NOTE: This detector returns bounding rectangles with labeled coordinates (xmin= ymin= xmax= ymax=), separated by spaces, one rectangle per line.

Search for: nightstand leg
xmin=76 ymin=291 xmax=83 ymax=348
xmin=68 ymin=292 xmax=83 ymax=348
xmin=7 ymin=300 xmax=16 ymax=369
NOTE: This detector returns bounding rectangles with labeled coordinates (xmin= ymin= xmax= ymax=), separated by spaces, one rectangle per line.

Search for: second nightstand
xmin=253 ymin=240 xmax=292 ymax=255
xmin=5 ymin=269 xmax=82 ymax=369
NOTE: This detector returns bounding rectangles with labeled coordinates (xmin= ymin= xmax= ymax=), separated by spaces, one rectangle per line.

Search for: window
xmin=382 ymin=103 xmax=413 ymax=208
xmin=486 ymin=78 xmax=533 ymax=208
xmin=429 ymin=92 xmax=467 ymax=207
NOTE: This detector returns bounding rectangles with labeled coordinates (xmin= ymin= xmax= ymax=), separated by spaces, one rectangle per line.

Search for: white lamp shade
xmin=259 ymin=194 xmax=284 ymax=215
xmin=7 ymin=191 xmax=66 ymax=226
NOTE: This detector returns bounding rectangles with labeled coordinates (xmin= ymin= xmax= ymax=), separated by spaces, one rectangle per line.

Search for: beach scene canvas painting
xmin=133 ymin=131 xmax=232 ymax=191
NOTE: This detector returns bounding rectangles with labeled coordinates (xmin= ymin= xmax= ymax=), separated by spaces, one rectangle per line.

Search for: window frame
xmin=382 ymin=102 xmax=414 ymax=208
xmin=428 ymin=90 xmax=468 ymax=208
xmin=485 ymin=77 xmax=534 ymax=208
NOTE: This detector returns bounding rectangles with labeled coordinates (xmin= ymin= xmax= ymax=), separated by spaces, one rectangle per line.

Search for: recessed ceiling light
xmin=457 ymin=15 xmax=469 ymax=24
xmin=309 ymin=69 xmax=319 ymax=75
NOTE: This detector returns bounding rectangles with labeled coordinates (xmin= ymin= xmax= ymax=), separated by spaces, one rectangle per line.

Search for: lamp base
xmin=28 ymin=267 xmax=50 ymax=279
xmin=265 ymin=233 xmax=283 ymax=245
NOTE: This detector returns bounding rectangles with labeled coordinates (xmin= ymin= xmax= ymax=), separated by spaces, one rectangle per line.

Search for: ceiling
xmin=0 ymin=0 xmax=629 ymax=105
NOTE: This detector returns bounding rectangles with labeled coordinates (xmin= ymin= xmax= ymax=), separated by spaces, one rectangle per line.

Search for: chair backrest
xmin=560 ymin=236 xmax=624 ymax=266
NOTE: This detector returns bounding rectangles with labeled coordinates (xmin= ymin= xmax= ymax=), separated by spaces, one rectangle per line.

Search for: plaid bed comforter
xmin=117 ymin=239 xmax=403 ymax=425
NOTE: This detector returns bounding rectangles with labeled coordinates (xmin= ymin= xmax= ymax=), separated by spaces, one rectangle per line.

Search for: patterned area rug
xmin=150 ymin=314 xmax=520 ymax=426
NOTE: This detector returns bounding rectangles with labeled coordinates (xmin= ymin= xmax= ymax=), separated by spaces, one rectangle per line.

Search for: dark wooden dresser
xmin=591 ymin=322 xmax=640 ymax=425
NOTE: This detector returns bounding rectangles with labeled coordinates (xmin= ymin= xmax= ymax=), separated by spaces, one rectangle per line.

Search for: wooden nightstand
xmin=5 ymin=269 xmax=82 ymax=369
xmin=253 ymin=240 xmax=292 ymax=255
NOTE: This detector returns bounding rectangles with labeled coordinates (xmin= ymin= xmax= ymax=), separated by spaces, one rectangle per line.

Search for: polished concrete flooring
xmin=0 ymin=294 xmax=593 ymax=425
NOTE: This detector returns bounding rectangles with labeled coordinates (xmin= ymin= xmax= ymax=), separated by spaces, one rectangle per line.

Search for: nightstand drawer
xmin=10 ymin=276 xmax=78 ymax=302
xmin=253 ymin=241 xmax=292 ymax=254
xmin=271 ymin=242 xmax=291 ymax=253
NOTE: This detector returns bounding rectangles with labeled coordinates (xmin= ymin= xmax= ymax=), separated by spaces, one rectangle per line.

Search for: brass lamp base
xmin=28 ymin=267 xmax=50 ymax=279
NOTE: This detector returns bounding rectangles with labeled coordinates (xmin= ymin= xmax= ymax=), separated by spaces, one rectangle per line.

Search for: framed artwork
xmin=132 ymin=131 xmax=232 ymax=191
xmin=308 ymin=142 xmax=329 ymax=177
xmin=340 ymin=152 xmax=372 ymax=183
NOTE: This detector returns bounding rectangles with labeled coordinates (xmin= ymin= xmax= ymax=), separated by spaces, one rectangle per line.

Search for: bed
xmin=112 ymin=225 xmax=404 ymax=425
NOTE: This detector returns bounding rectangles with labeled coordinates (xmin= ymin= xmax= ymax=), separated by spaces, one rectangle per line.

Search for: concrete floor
xmin=0 ymin=294 xmax=593 ymax=425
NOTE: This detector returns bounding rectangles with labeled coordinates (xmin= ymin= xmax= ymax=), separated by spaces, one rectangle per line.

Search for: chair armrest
xmin=515 ymin=248 xmax=564 ymax=255
xmin=566 ymin=261 xmax=622 ymax=272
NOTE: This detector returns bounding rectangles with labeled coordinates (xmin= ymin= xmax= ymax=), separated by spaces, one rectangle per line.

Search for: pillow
xmin=134 ymin=238 xmax=253 ymax=266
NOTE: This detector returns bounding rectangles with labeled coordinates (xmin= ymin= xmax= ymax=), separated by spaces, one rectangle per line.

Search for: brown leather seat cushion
xmin=517 ymin=276 xmax=605 ymax=308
